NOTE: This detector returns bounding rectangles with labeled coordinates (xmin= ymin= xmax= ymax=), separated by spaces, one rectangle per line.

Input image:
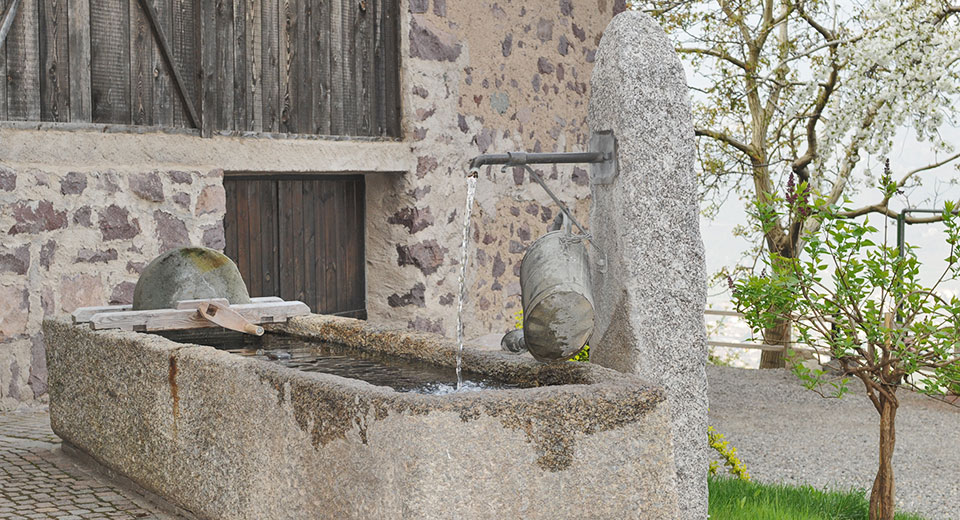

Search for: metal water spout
xmin=468 ymin=132 xmax=617 ymax=361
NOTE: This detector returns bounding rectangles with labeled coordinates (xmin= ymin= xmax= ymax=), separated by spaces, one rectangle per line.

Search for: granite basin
xmin=43 ymin=315 xmax=679 ymax=519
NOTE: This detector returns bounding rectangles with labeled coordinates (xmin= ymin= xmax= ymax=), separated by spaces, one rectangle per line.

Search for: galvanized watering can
xmin=504 ymin=218 xmax=595 ymax=362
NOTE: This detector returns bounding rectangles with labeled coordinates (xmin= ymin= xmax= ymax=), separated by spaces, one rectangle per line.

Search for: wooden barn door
xmin=223 ymin=175 xmax=366 ymax=318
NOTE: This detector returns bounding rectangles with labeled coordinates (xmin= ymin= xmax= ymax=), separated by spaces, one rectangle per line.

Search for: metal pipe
xmin=519 ymin=164 xmax=588 ymax=236
xmin=469 ymin=151 xmax=607 ymax=170
xmin=896 ymin=208 xmax=951 ymax=257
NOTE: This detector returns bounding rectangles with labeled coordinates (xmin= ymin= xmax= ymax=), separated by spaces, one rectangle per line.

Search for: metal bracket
xmin=589 ymin=130 xmax=619 ymax=185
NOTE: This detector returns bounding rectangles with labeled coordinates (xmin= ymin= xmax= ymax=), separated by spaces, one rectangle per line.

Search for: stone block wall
xmin=0 ymin=165 xmax=226 ymax=409
xmin=370 ymin=0 xmax=618 ymax=339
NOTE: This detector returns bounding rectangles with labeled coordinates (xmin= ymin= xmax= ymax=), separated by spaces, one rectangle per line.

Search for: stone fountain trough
xmin=43 ymin=314 xmax=679 ymax=519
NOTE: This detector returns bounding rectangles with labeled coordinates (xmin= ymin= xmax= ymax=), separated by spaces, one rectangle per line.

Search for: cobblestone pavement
xmin=0 ymin=408 xmax=183 ymax=520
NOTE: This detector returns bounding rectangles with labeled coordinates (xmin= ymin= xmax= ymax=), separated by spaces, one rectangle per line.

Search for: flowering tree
xmin=635 ymin=0 xmax=960 ymax=367
xmin=732 ymin=183 xmax=960 ymax=519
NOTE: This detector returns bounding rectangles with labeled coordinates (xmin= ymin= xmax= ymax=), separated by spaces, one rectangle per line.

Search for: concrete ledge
xmin=0 ymin=127 xmax=415 ymax=174
xmin=43 ymin=315 xmax=679 ymax=519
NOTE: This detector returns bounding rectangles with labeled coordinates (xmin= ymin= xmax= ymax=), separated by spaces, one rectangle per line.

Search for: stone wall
xmin=0 ymin=0 xmax=616 ymax=408
xmin=0 ymin=165 xmax=226 ymax=409
xmin=372 ymin=0 xmax=618 ymax=338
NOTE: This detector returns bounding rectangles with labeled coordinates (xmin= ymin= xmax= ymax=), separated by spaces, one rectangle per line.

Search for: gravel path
xmin=707 ymin=366 xmax=960 ymax=519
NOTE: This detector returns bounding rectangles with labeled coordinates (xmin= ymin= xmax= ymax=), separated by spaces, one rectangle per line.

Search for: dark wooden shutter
xmin=224 ymin=174 xmax=366 ymax=318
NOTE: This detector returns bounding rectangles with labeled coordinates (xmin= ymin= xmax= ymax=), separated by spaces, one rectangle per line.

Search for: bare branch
xmin=695 ymin=127 xmax=758 ymax=159
xmin=899 ymin=150 xmax=960 ymax=187
xmin=677 ymin=46 xmax=749 ymax=70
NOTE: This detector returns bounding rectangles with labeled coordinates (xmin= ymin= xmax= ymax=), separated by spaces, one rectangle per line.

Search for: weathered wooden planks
xmin=223 ymin=175 xmax=366 ymax=316
xmin=87 ymin=300 xmax=311 ymax=331
xmin=7 ymin=0 xmax=40 ymax=120
xmin=90 ymin=0 xmax=130 ymax=123
xmin=72 ymin=296 xmax=285 ymax=323
xmin=39 ymin=0 xmax=69 ymax=121
xmin=0 ymin=0 xmax=9 ymax=120
xmin=67 ymin=0 xmax=91 ymax=121
xmin=171 ymin=0 xmax=198 ymax=127
xmin=2 ymin=0 xmax=399 ymax=137
xmin=130 ymin=0 xmax=153 ymax=126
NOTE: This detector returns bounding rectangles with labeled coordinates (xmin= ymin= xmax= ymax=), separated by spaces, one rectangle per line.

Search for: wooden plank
xmin=139 ymin=0 xmax=201 ymax=128
xmin=290 ymin=180 xmax=304 ymax=303
xmin=352 ymin=0 xmax=371 ymax=135
xmin=147 ymin=0 xmax=174 ymax=126
xmin=277 ymin=179 xmax=295 ymax=302
xmin=352 ymin=177 xmax=365 ymax=312
xmin=171 ymin=0 xmax=197 ymax=127
xmin=174 ymin=298 xmax=229 ymax=309
xmin=260 ymin=0 xmax=278 ymax=131
xmin=311 ymin=0 xmax=329 ymax=134
xmin=0 ymin=0 xmax=7 ymax=120
xmin=244 ymin=0 xmax=261 ymax=131
xmin=130 ymin=0 xmax=153 ymax=125
xmin=342 ymin=179 xmax=357 ymax=311
xmin=705 ymin=310 xmax=743 ymax=318
xmin=72 ymin=297 xmax=283 ymax=323
xmin=706 ymin=340 xmax=813 ymax=353
xmin=277 ymin=0 xmax=293 ymax=132
xmin=224 ymin=178 xmax=238 ymax=262
xmin=245 ymin=180 xmax=262 ymax=297
xmin=295 ymin=0 xmax=312 ymax=134
xmin=312 ymin=177 xmax=326 ymax=312
xmin=6 ymin=0 xmax=40 ymax=121
xmin=73 ymin=304 xmax=133 ymax=323
xmin=89 ymin=300 xmax=311 ymax=331
xmin=381 ymin=0 xmax=399 ymax=136
xmin=67 ymin=0 xmax=91 ymax=121
xmin=321 ymin=178 xmax=337 ymax=312
xmin=339 ymin=0 xmax=355 ymax=135
xmin=197 ymin=301 xmax=264 ymax=335
xmin=232 ymin=0 xmax=246 ymax=130
xmin=302 ymin=178 xmax=317 ymax=310
xmin=260 ymin=180 xmax=280 ymax=297
xmin=215 ymin=0 xmax=234 ymax=130
xmin=198 ymin=0 xmax=215 ymax=135
xmin=90 ymin=0 xmax=130 ymax=123
xmin=236 ymin=175 xmax=251 ymax=291
xmin=335 ymin=179 xmax=347 ymax=310
xmin=252 ymin=296 xmax=283 ymax=303
xmin=327 ymin=0 xmax=341 ymax=134
xmin=373 ymin=0 xmax=384 ymax=135
xmin=39 ymin=0 xmax=70 ymax=121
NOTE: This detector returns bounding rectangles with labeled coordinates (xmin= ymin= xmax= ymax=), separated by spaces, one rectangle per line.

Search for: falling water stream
xmin=456 ymin=174 xmax=479 ymax=390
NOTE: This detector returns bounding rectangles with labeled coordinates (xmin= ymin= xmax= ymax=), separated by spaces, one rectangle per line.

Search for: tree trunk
xmin=759 ymin=246 xmax=794 ymax=369
xmin=759 ymin=318 xmax=790 ymax=369
xmin=869 ymin=393 xmax=898 ymax=520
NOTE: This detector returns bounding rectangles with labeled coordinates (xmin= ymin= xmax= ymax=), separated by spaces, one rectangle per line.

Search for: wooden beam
xmin=88 ymin=300 xmax=310 ymax=331
xmin=135 ymin=0 xmax=200 ymax=127
xmin=72 ymin=296 xmax=284 ymax=323
xmin=68 ymin=0 xmax=91 ymax=121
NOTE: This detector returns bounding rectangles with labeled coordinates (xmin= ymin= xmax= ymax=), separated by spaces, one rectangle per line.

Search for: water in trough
xmin=157 ymin=331 xmax=515 ymax=394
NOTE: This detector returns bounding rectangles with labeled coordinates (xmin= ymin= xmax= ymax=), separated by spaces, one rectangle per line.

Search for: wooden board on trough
xmin=72 ymin=297 xmax=308 ymax=332
xmin=72 ymin=296 xmax=283 ymax=324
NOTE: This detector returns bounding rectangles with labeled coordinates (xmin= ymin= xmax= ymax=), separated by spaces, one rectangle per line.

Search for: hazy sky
xmin=697 ymin=100 xmax=960 ymax=306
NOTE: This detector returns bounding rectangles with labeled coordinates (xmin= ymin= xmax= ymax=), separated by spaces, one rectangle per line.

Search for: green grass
xmin=708 ymin=476 xmax=928 ymax=520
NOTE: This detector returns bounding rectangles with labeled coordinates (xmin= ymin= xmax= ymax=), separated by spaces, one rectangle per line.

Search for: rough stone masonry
xmin=0 ymin=0 xmax=618 ymax=409
xmin=588 ymin=11 xmax=710 ymax=520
